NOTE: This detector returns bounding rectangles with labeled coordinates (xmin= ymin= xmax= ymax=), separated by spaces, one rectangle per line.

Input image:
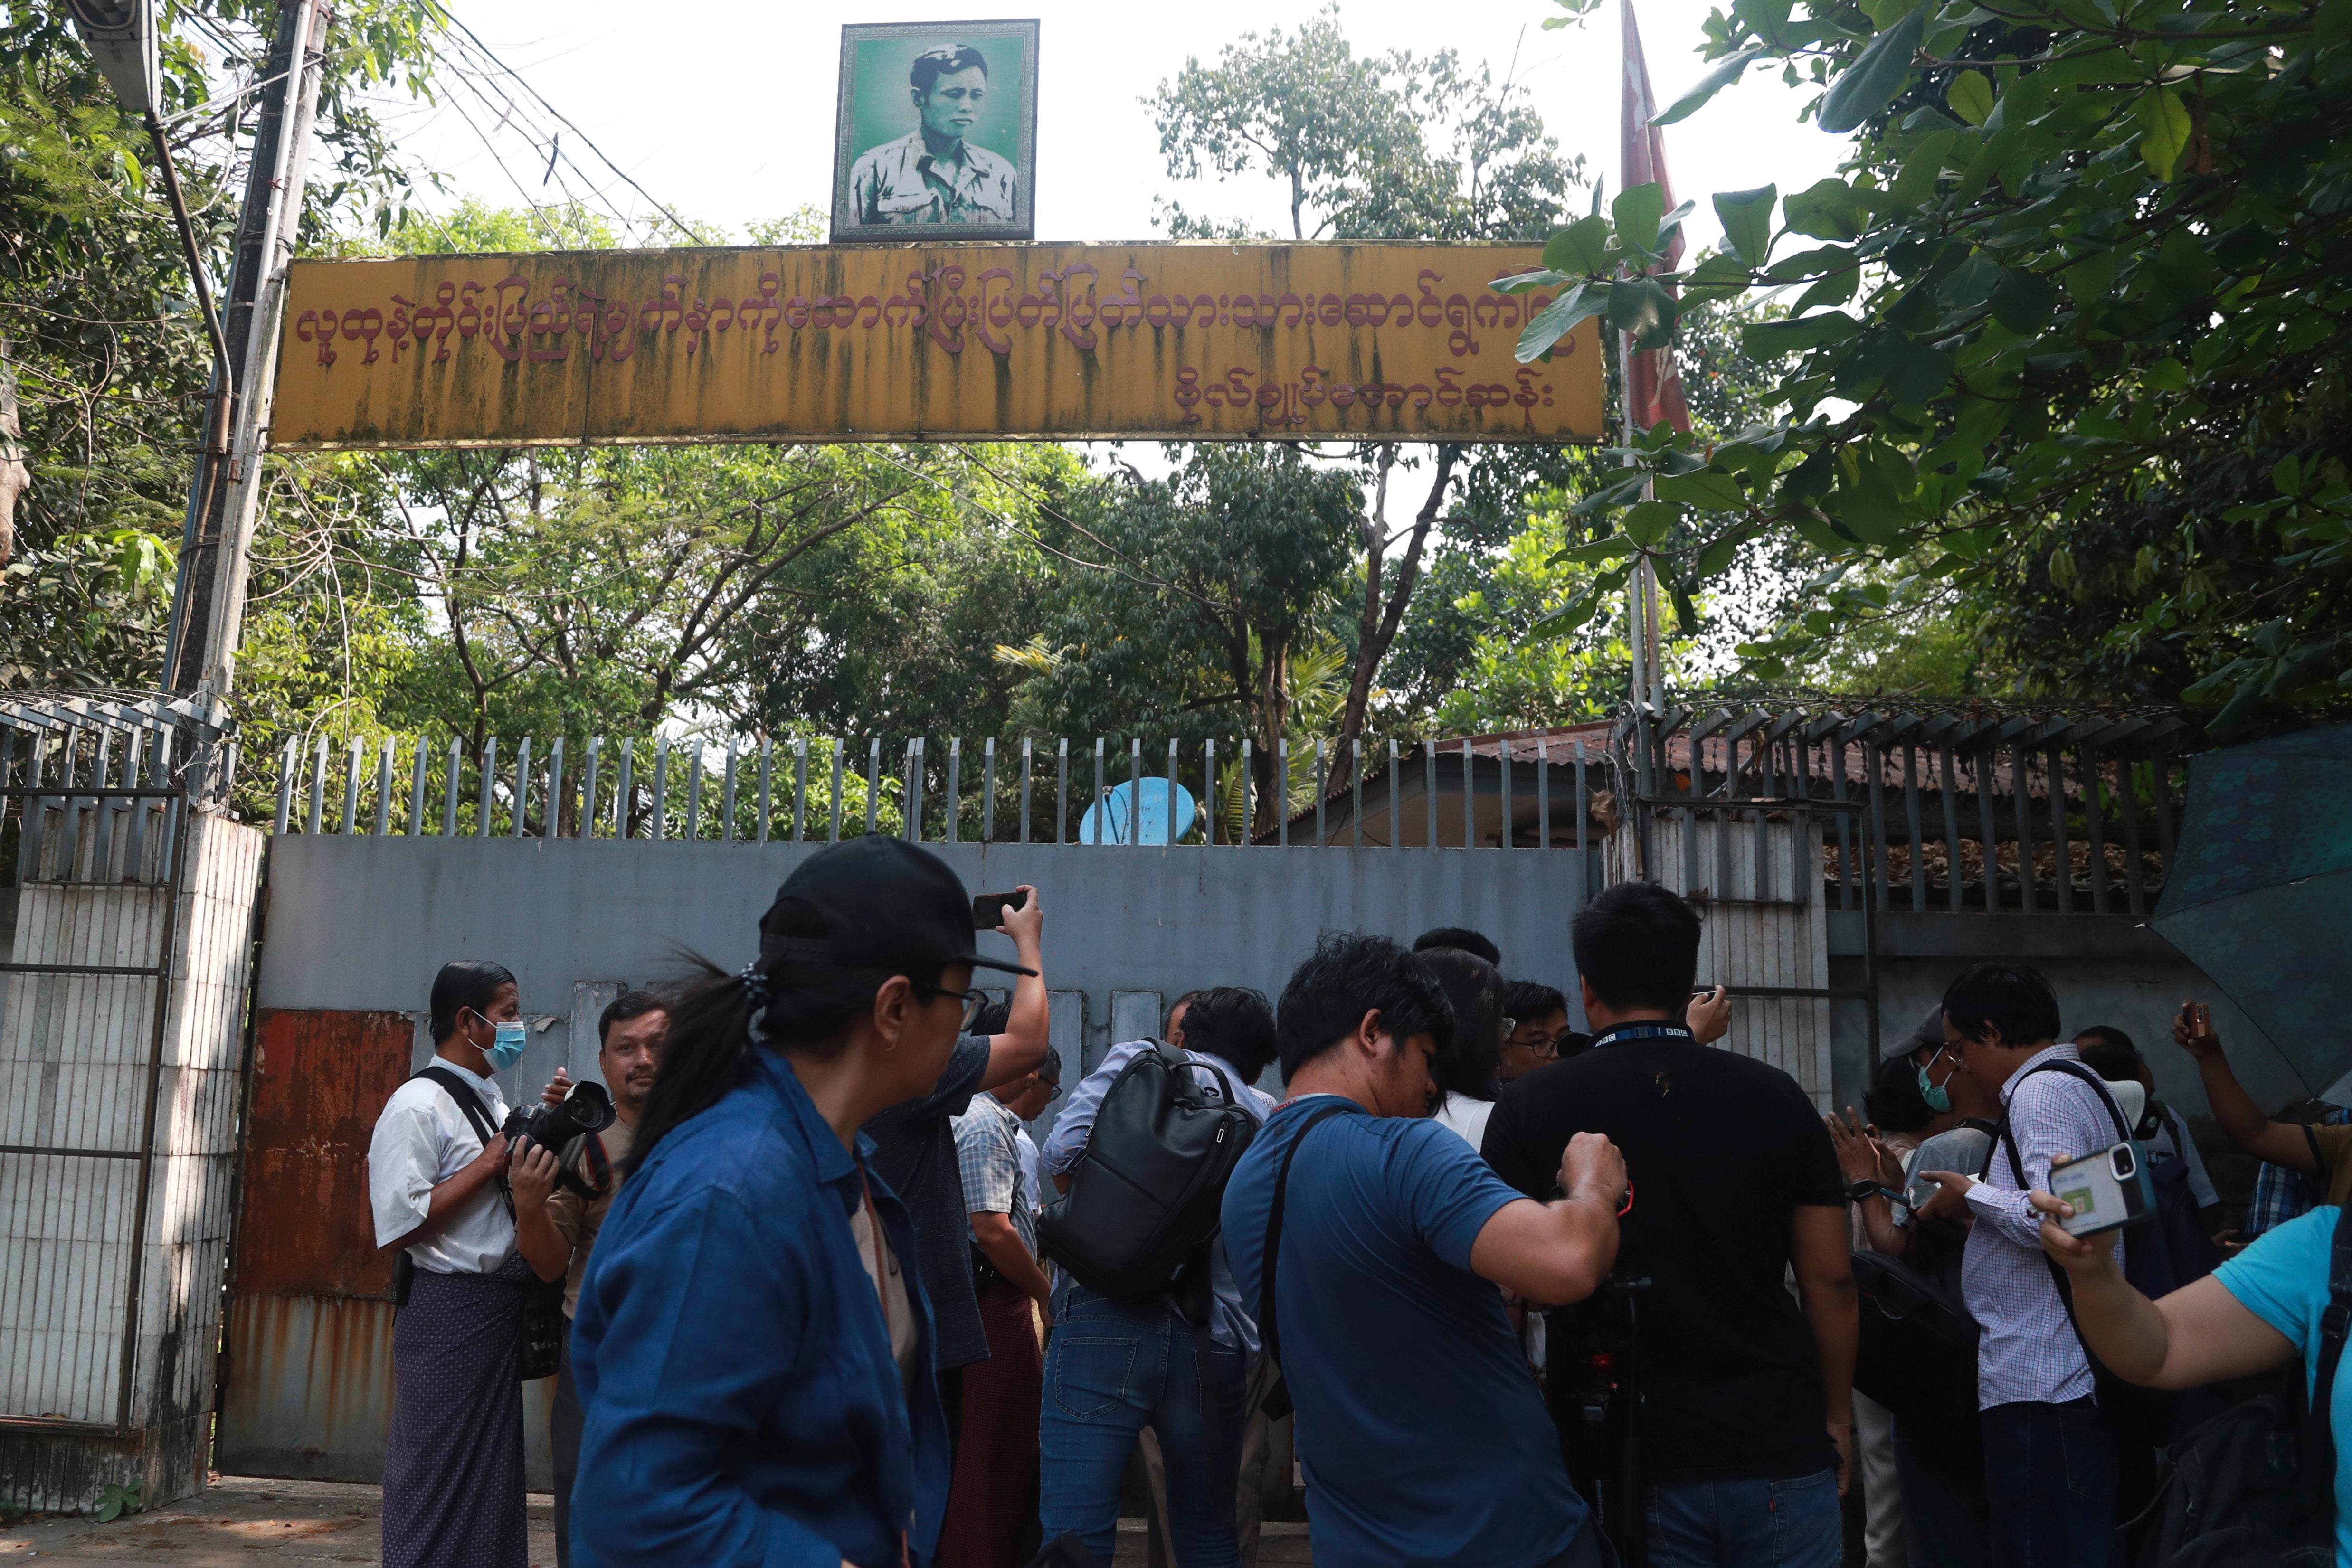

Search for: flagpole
xmin=1621 ymin=325 xmax=1650 ymax=708
xmin=1620 ymin=0 xmax=1676 ymax=712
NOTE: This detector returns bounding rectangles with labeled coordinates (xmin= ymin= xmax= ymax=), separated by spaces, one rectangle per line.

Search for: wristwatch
xmin=1845 ymin=1178 xmax=1881 ymax=1203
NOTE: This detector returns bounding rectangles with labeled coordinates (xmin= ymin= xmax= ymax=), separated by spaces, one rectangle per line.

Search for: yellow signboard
xmin=272 ymin=243 xmax=1604 ymax=450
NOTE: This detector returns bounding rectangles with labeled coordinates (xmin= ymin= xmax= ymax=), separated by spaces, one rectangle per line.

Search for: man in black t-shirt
xmin=1482 ymin=882 xmax=1856 ymax=1568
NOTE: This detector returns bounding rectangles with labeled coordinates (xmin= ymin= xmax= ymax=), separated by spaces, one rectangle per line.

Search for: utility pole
xmin=162 ymin=0 xmax=332 ymax=697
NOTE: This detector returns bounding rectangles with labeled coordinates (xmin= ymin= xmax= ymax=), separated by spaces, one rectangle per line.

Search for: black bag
xmin=2122 ymin=1199 xmax=2352 ymax=1567
xmin=1851 ymin=1246 xmax=1980 ymax=1434
xmin=1038 ymin=1042 xmax=1260 ymax=1302
xmin=408 ymin=1066 xmax=566 ymax=1382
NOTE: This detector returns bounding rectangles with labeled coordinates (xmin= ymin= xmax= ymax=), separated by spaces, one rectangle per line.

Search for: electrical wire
xmin=419 ymin=0 xmax=699 ymax=243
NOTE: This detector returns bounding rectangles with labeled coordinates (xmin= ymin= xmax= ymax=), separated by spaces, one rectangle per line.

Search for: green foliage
xmin=1502 ymin=0 xmax=2352 ymax=732
xmin=94 ymin=1478 xmax=141 ymax=1523
xmin=997 ymin=446 xmax=1362 ymax=765
xmin=0 ymin=0 xmax=446 ymax=692
xmin=1148 ymin=5 xmax=1586 ymax=243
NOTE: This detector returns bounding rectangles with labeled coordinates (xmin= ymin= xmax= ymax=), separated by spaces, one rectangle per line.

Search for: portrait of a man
xmin=832 ymin=21 xmax=1038 ymax=242
xmin=850 ymin=45 xmax=1015 ymax=227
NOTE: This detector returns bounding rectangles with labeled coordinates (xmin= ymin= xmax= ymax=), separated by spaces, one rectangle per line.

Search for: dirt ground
xmin=0 ymin=1477 xmax=1311 ymax=1566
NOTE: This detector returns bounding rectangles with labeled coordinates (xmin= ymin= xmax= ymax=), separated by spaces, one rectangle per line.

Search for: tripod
xmin=1546 ymin=1275 xmax=1652 ymax=1567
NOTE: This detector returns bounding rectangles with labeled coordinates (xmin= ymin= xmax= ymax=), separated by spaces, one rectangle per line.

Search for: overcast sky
xmin=366 ymin=0 xmax=1848 ymax=258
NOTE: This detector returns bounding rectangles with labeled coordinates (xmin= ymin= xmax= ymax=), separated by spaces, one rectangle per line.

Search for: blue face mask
xmin=1918 ymin=1060 xmax=1953 ymax=1114
xmin=483 ymin=1018 xmax=528 ymax=1073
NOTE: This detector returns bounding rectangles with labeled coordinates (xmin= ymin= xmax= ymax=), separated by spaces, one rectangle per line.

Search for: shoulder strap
xmin=415 ymin=1064 xmax=502 ymax=1144
xmin=1168 ymin=1043 xmax=1239 ymax=1108
xmin=2316 ymin=1203 xmax=2352 ymax=1401
xmin=1996 ymin=1058 xmax=2133 ymax=1190
xmin=413 ymin=1064 xmax=512 ymax=1218
xmin=1258 ymin=1102 xmax=1356 ymax=1377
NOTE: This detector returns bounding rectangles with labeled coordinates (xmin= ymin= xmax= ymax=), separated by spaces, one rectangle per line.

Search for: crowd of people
xmin=361 ymin=832 xmax=2352 ymax=1568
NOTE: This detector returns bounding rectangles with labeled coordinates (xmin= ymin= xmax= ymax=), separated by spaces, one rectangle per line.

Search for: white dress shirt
xmin=367 ymin=1058 xmax=518 ymax=1275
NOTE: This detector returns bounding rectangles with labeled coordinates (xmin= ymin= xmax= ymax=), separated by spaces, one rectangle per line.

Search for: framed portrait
xmin=831 ymin=19 xmax=1040 ymax=243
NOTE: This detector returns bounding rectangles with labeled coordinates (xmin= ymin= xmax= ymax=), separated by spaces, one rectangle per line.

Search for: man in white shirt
xmin=1914 ymin=963 xmax=2126 ymax=1568
xmin=366 ymin=960 xmax=568 ymax=1568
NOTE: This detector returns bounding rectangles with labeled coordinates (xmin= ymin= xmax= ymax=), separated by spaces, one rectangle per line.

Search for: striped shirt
xmin=1961 ymin=1043 xmax=2125 ymax=1409
xmin=952 ymin=1092 xmax=1034 ymax=1258
xmin=2247 ymin=1106 xmax=2352 ymax=1236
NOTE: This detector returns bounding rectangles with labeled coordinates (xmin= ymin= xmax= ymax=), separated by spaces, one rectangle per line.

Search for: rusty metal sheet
xmin=272 ymin=243 xmax=1605 ymax=449
xmin=217 ymin=1009 xmax=560 ymax=1485
xmin=232 ymin=1010 xmax=410 ymax=1300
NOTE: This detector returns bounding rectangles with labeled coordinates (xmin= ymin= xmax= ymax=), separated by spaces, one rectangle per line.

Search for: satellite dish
xmin=1078 ymin=778 xmax=1198 ymax=845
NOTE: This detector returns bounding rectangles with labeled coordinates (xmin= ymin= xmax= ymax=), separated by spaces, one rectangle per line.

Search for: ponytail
xmin=629 ymin=897 xmax=946 ymax=1168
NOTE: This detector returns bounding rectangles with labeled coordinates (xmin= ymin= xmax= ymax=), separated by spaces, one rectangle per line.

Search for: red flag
xmin=1621 ymin=0 xmax=1692 ymax=436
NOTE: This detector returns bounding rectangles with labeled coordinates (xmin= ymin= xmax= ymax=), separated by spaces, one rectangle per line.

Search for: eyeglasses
xmin=916 ymin=984 xmax=988 ymax=1032
xmin=1041 ymin=1081 xmax=1063 ymax=1102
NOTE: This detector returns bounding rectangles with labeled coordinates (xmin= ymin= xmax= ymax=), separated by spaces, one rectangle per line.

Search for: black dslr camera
xmin=503 ymin=1082 xmax=617 ymax=1199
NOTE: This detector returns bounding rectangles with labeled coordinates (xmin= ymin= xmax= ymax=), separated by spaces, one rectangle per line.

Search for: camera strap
xmin=416 ymin=1064 xmax=514 ymax=1219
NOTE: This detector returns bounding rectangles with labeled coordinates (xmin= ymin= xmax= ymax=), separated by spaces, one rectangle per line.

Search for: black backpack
xmin=2123 ymin=1199 xmax=2352 ymax=1567
xmin=1038 ymin=1041 xmax=1260 ymax=1303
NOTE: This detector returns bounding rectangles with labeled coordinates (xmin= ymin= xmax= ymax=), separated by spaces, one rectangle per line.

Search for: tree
xmin=1149 ymin=17 xmax=1594 ymax=777
xmin=0 ymin=0 xmax=445 ymax=690
xmin=994 ymin=445 xmax=1362 ymax=805
xmin=1502 ymin=0 xmax=2352 ymax=734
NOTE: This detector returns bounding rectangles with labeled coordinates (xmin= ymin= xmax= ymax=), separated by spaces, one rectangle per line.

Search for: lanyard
xmin=1588 ymin=1021 xmax=1695 ymax=1049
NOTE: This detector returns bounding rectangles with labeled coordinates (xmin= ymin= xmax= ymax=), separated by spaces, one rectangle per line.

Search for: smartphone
xmin=972 ymin=889 xmax=1028 ymax=929
xmin=2050 ymin=1141 xmax=2157 ymax=1237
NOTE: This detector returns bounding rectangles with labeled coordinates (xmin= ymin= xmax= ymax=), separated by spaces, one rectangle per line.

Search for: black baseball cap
xmin=758 ymin=835 xmax=1036 ymax=977
xmin=1880 ymin=1006 xmax=1948 ymax=1061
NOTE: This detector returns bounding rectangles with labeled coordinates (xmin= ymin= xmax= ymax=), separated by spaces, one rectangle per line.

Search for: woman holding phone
xmin=566 ymin=836 xmax=1037 ymax=1568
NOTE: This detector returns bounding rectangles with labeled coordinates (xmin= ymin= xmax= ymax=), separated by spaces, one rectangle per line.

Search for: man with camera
xmin=1482 ymin=883 xmax=1855 ymax=1568
xmin=367 ymin=960 xmax=571 ymax=1568
xmin=540 ymin=989 xmax=667 ymax=1568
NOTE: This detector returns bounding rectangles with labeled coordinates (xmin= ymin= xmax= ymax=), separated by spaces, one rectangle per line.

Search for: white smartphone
xmin=2050 ymin=1141 xmax=2157 ymax=1237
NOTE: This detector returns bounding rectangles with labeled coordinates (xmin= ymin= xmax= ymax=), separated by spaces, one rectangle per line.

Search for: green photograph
xmin=831 ymin=19 xmax=1039 ymax=242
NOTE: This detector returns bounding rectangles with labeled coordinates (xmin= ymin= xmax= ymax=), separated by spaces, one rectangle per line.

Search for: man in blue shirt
xmin=1222 ymin=933 xmax=1627 ymax=1568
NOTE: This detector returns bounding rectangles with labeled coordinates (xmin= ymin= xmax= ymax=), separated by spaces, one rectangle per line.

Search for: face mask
xmin=1918 ymin=1061 xmax=1953 ymax=1114
xmin=482 ymin=1018 xmax=528 ymax=1073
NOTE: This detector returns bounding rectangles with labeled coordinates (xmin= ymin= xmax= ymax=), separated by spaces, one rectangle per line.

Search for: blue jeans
xmin=1643 ymin=1470 xmax=1841 ymax=1568
xmin=1981 ymin=1398 xmax=2116 ymax=1568
xmin=1038 ymin=1287 xmax=1247 ymax=1568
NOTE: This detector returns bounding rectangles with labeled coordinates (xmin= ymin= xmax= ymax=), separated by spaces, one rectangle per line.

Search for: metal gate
xmin=0 ymin=691 xmax=263 ymax=1511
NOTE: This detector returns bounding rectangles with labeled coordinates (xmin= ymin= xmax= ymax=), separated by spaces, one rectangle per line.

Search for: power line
xmin=420 ymin=0 xmax=700 ymax=242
